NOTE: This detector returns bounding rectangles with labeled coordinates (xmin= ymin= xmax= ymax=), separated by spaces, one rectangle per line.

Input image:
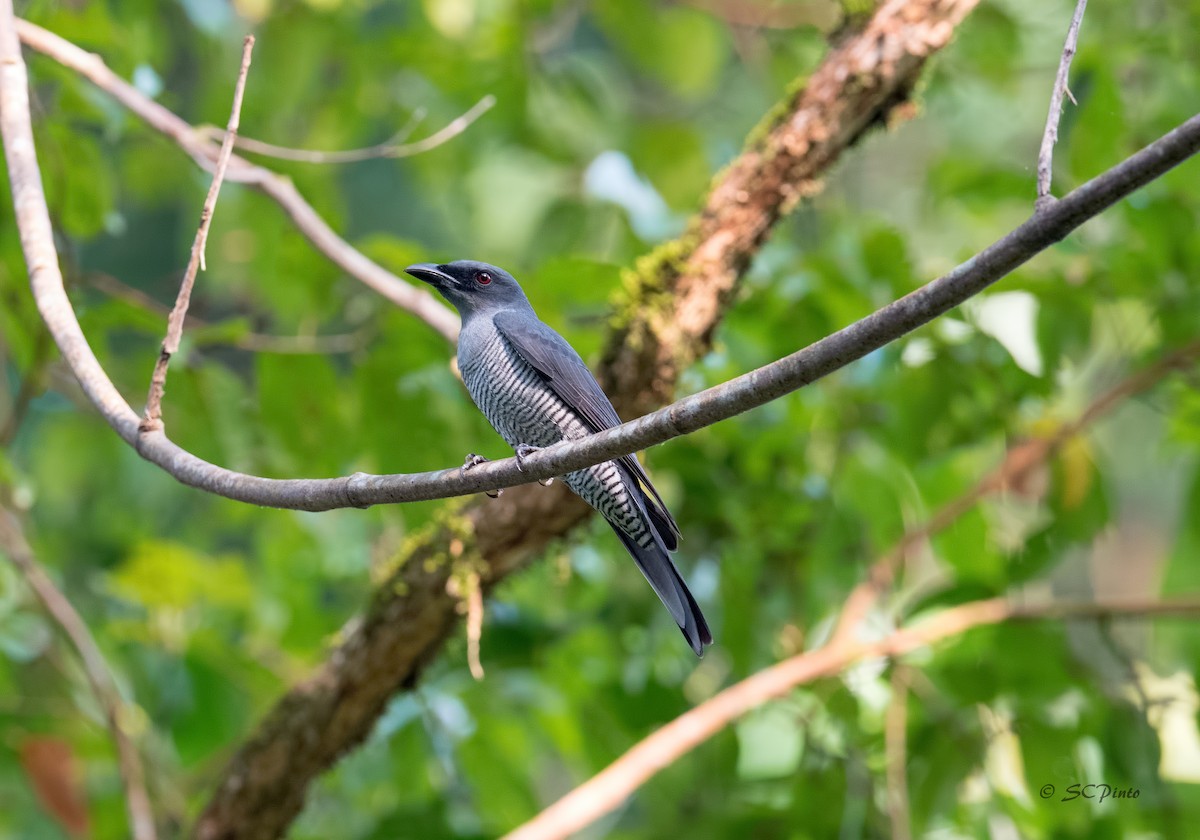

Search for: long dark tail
xmin=608 ymin=521 xmax=712 ymax=656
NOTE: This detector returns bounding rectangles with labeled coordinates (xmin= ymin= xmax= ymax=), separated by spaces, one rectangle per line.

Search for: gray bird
xmin=405 ymin=260 xmax=712 ymax=655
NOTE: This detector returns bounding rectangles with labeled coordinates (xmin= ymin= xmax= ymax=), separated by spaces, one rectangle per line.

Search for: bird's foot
xmin=513 ymin=444 xmax=540 ymax=469
xmin=513 ymin=444 xmax=554 ymax=485
xmin=461 ymin=453 xmax=502 ymax=498
xmin=461 ymin=452 xmax=489 ymax=473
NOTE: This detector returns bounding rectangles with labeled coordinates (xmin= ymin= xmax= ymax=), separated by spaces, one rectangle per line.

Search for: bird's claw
xmin=513 ymin=444 xmax=554 ymax=487
xmin=513 ymin=443 xmax=540 ymax=471
xmin=461 ymin=452 xmax=489 ymax=473
xmin=461 ymin=453 xmax=503 ymax=498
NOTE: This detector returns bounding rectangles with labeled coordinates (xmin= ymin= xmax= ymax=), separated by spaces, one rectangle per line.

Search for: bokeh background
xmin=3 ymin=0 xmax=1200 ymax=837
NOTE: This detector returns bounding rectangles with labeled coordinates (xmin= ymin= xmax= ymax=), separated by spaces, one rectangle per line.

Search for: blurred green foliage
xmin=2 ymin=0 xmax=1200 ymax=837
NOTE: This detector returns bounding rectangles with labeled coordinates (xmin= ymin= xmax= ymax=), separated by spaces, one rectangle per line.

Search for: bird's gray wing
xmin=493 ymin=310 xmax=680 ymax=547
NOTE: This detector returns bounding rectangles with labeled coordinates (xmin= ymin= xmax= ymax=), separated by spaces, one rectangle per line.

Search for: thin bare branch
xmin=13 ymin=18 xmax=460 ymax=342
xmin=1036 ymin=0 xmax=1089 ymax=209
xmin=0 ymin=504 xmax=156 ymax=840
xmin=209 ymin=95 xmax=495 ymax=164
xmin=141 ymin=36 xmax=254 ymax=431
xmin=87 ymin=271 xmax=371 ymax=355
xmin=502 ymin=595 xmax=1200 ymax=840
xmin=829 ymin=339 xmax=1200 ymax=649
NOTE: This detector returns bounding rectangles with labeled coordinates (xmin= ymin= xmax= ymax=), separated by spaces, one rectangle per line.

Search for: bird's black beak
xmin=405 ymin=263 xmax=455 ymax=288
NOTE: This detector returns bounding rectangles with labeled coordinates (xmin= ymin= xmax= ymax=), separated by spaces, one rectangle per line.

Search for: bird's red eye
xmin=476 ymin=271 xmax=493 ymax=285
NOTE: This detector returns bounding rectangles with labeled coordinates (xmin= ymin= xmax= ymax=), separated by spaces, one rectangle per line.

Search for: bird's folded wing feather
xmin=493 ymin=310 xmax=680 ymax=545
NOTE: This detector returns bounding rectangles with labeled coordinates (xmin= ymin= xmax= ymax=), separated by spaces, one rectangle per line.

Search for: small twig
xmin=885 ymin=666 xmax=912 ymax=840
xmin=206 ymin=96 xmax=494 ymax=164
xmin=141 ymin=36 xmax=255 ymax=431
xmin=197 ymin=106 xmax=426 ymax=162
xmin=0 ymin=506 xmax=157 ymax=840
xmin=1036 ymin=0 xmax=1089 ymax=210
xmin=502 ymin=595 xmax=1200 ymax=840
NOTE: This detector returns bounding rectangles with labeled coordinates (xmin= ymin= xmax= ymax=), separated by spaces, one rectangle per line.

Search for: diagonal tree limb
xmin=13 ymin=18 xmax=461 ymax=343
xmin=8 ymin=96 xmax=1200 ymax=513
xmin=502 ymin=594 xmax=1200 ymax=840
xmin=828 ymin=338 xmax=1200 ymax=649
xmin=0 ymin=503 xmax=157 ymax=840
xmin=14 ymin=91 xmax=1200 ymax=509
xmin=194 ymin=2 xmax=988 ymax=837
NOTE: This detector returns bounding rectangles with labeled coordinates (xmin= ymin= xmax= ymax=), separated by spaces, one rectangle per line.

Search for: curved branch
xmin=15 ymin=97 xmax=1200 ymax=511
xmin=502 ymin=595 xmax=1200 ymax=840
xmin=9 ymin=17 xmax=1200 ymax=513
xmin=13 ymin=18 xmax=460 ymax=343
xmin=21 ymin=8 xmax=1200 ymax=515
xmin=211 ymin=94 xmax=496 ymax=163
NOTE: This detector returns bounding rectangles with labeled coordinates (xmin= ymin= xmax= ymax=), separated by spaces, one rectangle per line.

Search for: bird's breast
xmin=457 ymin=319 xmax=652 ymax=547
xmin=458 ymin=322 xmax=586 ymax=448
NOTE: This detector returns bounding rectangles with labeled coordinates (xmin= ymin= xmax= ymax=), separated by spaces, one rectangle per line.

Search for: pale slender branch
xmin=0 ymin=504 xmax=157 ymax=840
xmin=87 ymin=272 xmax=371 ymax=355
xmin=828 ymin=339 xmax=1200 ymax=649
xmin=1036 ymin=0 xmax=1089 ymax=209
xmin=5 ymin=22 xmax=1200 ymax=507
xmin=141 ymin=36 xmax=254 ymax=431
xmin=502 ymin=595 xmax=1200 ymax=840
xmin=198 ymin=105 xmax=427 ymax=162
xmin=209 ymin=95 xmax=495 ymax=164
xmin=13 ymin=18 xmax=460 ymax=342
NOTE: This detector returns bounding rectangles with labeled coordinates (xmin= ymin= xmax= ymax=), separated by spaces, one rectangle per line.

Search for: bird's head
xmin=405 ymin=260 xmax=531 ymax=318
